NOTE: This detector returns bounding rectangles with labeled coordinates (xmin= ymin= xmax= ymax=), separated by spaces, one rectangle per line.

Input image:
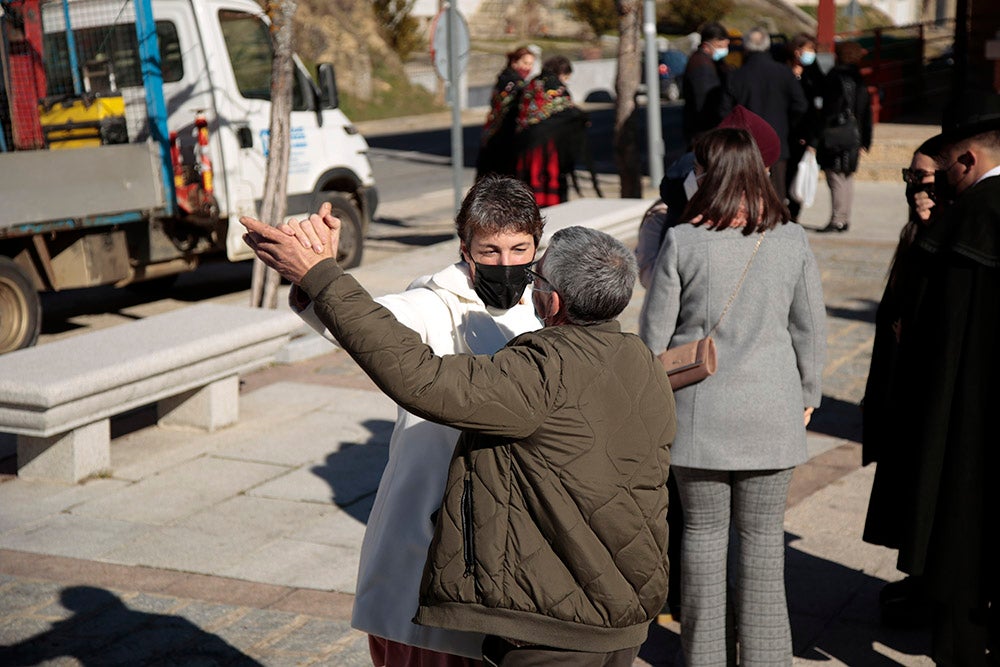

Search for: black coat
xmin=682 ymin=49 xmax=727 ymax=144
xmin=889 ymin=175 xmax=1000 ymax=624
xmin=790 ymin=63 xmax=825 ymax=150
xmin=817 ymin=64 xmax=872 ymax=174
xmin=721 ymin=52 xmax=807 ymax=161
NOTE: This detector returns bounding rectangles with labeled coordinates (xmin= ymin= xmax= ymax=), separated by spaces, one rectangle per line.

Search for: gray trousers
xmin=825 ymin=170 xmax=855 ymax=227
xmin=673 ymin=466 xmax=794 ymax=667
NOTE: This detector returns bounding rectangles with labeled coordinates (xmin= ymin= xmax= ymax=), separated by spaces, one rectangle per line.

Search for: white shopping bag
xmin=790 ymin=150 xmax=819 ymax=208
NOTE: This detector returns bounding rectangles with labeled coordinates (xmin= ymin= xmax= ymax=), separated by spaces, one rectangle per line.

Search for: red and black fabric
xmin=513 ymin=73 xmax=588 ymax=208
xmin=476 ymin=67 xmax=527 ymax=178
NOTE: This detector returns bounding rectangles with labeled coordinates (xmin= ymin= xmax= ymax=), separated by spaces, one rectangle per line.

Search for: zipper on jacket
xmin=461 ymin=468 xmax=475 ymax=576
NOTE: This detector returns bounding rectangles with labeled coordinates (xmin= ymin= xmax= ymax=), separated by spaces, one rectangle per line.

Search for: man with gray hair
xmin=241 ymin=215 xmax=676 ymax=666
xmin=722 ymin=26 xmax=807 ymax=203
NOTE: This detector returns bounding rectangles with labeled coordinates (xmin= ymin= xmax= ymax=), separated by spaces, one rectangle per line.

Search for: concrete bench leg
xmin=157 ymin=375 xmax=239 ymax=432
xmin=17 ymin=419 xmax=111 ymax=483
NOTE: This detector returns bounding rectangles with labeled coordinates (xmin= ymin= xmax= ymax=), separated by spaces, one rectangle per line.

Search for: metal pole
xmin=446 ymin=2 xmax=463 ymax=215
xmin=62 ymin=0 xmax=83 ymax=95
xmin=643 ymin=0 xmax=663 ymax=188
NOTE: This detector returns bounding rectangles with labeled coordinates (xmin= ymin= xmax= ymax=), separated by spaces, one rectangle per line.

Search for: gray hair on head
xmin=744 ymin=27 xmax=771 ymax=53
xmin=542 ymin=226 xmax=637 ymax=324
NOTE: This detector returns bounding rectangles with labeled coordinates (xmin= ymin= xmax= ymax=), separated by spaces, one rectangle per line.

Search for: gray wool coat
xmin=639 ymin=222 xmax=826 ymax=471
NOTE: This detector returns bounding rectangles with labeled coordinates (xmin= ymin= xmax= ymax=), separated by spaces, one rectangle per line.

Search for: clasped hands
xmin=240 ymin=202 xmax=340 ymax=285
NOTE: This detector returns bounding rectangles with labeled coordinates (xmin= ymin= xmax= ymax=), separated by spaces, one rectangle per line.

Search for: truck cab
xmin=0 ymin=0 xmax=378 ymax=353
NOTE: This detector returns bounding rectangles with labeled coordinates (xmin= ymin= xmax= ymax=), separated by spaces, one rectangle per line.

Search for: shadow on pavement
xmin=810 ymin=395 xmax=863 ymax=444
xmin=786 ymin=533 xmax=932 ymax=665
xmin=826 ymin=298 xmax=879 ymax=324
xmin=310 ymin=418 xmax=394 ymax=524
xmin=0 ymin=586 xmax=261 ymax=666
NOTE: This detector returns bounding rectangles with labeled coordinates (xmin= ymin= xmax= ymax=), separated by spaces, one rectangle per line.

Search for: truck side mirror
xmin=317 ymin=63 xmax=339 ymax=110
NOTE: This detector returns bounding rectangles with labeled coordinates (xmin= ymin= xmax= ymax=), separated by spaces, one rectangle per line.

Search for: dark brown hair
xmin=682 ymin=128 xmax=789 ymax=234
xmin=541 ymin=55 xmax=573 ymax=77
xmin=506 ymin=47 xmax=533 ymax=69
xmin=835 ymin=41 xmax=867 ymax=66
xmin=456 ymin=174 xmax=544 ymax=250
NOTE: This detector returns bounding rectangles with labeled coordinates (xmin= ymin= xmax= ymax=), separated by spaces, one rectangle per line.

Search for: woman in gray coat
xmin=639 ymin=127 xmax=826 ymax=666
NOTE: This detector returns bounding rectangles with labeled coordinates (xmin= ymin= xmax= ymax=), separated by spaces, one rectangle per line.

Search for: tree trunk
xmin=614 ymin=0 xmax=642 ymax=198
xmin=250 ymin=0 xmax=298 ymax=309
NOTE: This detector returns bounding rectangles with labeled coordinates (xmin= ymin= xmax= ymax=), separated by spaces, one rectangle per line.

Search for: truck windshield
xmin=219 ymin=10 xmax=308 ymax=110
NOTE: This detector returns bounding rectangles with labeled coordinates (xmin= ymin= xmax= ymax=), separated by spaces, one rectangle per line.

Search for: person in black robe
xmin=861 ymin=135 xmax=946 ymax=626
xmin=885 ymin=92 xmax=1000 ymax=665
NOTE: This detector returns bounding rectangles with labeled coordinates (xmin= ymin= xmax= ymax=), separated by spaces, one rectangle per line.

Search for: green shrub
xmin=373 ymin=0 xmax=423 ymax=60
xmin=659 ymin=0 xmax=734 ymax=34
xmin=565 ymin=0 xmax=619 ymax=37
xmin=339 ymin=60 xmax=444 ymax=121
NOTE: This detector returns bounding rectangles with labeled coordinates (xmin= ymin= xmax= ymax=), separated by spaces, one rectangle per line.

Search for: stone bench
xmin=0 ymin=303 xmax=302 ymax=482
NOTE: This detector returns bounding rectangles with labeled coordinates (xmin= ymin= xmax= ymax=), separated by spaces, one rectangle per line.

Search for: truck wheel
xmin=0 ymin=257 xmax=41 ymax=354
xmin=317 ymin=193 xmax=364 ymax=269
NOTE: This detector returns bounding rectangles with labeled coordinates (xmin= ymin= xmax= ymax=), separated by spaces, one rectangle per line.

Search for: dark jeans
xmin=482 ymin=636 xmax=639 ymax=667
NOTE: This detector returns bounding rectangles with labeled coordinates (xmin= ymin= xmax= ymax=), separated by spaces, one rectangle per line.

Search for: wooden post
xmin=614 ymin=0 xmax=642 ymax=198
xmin=250 ymin=0 xmax=298 ymax=309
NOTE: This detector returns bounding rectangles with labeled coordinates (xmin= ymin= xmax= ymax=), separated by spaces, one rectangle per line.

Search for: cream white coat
xmin=296 ymin=262 xmax=541 ymax=658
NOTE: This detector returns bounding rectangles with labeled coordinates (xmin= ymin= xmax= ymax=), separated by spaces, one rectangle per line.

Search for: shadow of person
xmin=808 ymin=394 xmax=863 ymax=443
xmin=310 ymin=418 xmax=394 ymax=523
xmin=784 ymin=532 xmax=932 ymax=664
xmin=0 ymin=585 xmax=263 ymax=665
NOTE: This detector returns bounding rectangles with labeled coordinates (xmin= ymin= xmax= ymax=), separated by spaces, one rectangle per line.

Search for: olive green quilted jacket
xmin=302 ymin=260 xmax=676 ymax=653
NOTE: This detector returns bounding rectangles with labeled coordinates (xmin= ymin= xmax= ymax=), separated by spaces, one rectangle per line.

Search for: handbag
xmin=820 ymin=76 xmax=861 ymax=153
xmin=658 ymin=232 xmax=765 ymax=390
xmin=820 ymin=119 xmax=861 ymax=153
xmin=790 ymin=149 xmax=818 ymax=208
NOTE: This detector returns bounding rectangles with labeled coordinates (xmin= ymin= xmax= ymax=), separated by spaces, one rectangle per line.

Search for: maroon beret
xmin=718 ymin=105 xmax=781 ymax=168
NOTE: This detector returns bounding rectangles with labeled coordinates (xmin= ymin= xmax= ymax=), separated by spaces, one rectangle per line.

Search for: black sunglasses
xmin=901 ymin=168 xmax=934 ymax=185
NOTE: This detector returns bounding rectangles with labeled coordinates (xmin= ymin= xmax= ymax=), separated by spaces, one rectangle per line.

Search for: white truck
xmin=0 ymin=0 xmax=378 ymax=353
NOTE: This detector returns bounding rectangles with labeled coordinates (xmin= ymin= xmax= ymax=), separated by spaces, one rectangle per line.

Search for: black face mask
xmin=472 ymin=261 xmax=531 ymax=310
xmin=932 ymin=168 xmax=956 ymax=207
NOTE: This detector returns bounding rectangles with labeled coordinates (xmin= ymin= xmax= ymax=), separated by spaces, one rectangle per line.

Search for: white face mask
xmin=683 ymin=169 xmax=700 ymax=200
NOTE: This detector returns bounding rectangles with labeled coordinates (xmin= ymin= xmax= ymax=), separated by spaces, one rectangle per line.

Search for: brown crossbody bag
xmin=659 ymin=232 xmax=765 ymax=390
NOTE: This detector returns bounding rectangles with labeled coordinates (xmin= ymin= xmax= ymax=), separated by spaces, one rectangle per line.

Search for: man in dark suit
xmin=890 ymin=92 xmax=1000 ymax=666
xmin=721 ymin=27 xmax=807 ymax=204
xmin=682 ymin=22 xmax=731 ymax=146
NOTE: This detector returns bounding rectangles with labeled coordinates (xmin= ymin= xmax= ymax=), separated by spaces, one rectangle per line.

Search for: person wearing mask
xmin=476 ymin=47 xmax=536 ymax=179
xmin=785 ymin=33 xmax=825 ymax=222
xmin=513 ymin=55 xmax=590 ymax=208
xmin=244 ymin=210 xmax=677 ymax=667
xmin=720 ymin=26 xmax=807 ymax=204
xmin=682 ymin=22 xmax=731 ymax=146
xmin=861 ymin=137 xmax=945 ymax=628
xmin=639 ymin=127 xmax=826 ymax=666
xmin=291 ymin=175 xmax=544 ymax=666
xmin=816 ymin=41 xmax=872 ymax=233
xmin=881 ymin=93 xmax=1000 ymax=666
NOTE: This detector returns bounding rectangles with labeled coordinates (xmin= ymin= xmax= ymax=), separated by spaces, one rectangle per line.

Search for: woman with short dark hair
xmin=476 ymin=46 xmax=535 ymax=179
xmin=640 ymin=127 xmax=827 ymax=666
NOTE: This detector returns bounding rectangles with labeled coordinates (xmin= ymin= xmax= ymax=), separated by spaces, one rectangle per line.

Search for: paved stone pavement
xmin=0 ymin=127 xmax=943 ymax=665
